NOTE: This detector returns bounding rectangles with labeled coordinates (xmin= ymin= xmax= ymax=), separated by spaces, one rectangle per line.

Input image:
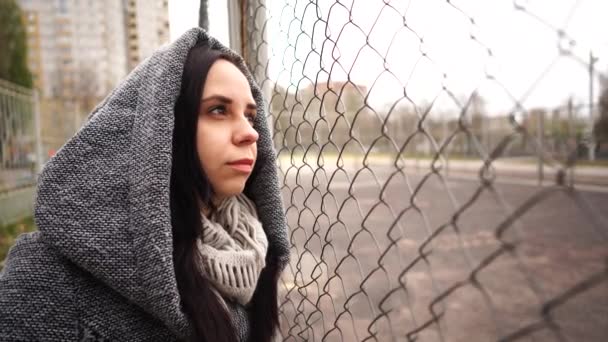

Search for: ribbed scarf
xmin=197 ymin=194 xmax=268 ymax=305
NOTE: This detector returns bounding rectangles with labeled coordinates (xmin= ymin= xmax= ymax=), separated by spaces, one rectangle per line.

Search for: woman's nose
xmin=234 ymin=117 xmax=259 ymax=146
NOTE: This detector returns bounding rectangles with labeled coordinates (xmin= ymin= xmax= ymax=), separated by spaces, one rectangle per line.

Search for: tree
xmin=461 ymin=92 xmax=486 ymax=156
xmin=0 ymin=0 xmax=32 ymax=87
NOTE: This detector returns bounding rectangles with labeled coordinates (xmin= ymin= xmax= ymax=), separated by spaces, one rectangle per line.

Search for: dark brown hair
xmin=170 ymin=41 xmax=280 ymax=342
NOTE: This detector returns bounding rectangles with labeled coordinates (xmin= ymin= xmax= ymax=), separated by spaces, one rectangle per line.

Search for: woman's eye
xmin=246 ymin=113 xmax=256 ymax=124
xmin=208 ymin=105 xmax=227 ymax=115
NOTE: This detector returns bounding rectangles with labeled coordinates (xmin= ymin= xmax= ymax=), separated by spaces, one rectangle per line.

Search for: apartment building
xmin=125 ymin=0 xmax=170 ymax=70
xmin=18 ymin=0 xmax=169 ymax=155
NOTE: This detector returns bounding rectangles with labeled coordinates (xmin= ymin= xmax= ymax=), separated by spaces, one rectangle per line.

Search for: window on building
xmin=57 ymin=0 xmax=67 ymax=13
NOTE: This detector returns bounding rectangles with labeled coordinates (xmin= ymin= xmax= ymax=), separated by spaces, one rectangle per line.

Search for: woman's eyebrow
xmin=201 ymin=95 xmax=257 ymax=110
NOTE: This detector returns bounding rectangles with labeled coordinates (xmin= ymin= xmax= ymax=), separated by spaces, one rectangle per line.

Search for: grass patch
xmin=0 ymin=216 xmax=36 ymax=269
xmin=572 ymin=159 xmax=608 ymax=167
xmin=508 ymin=158 xmax=608 ymax=168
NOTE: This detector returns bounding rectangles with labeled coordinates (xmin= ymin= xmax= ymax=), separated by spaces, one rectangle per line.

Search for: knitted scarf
xmin=197 ymin=194 xmax=268 ymax=306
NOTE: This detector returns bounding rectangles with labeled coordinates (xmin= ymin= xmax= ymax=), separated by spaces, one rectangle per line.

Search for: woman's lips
xmin=227 ymin=159 xmax=254 ymax=173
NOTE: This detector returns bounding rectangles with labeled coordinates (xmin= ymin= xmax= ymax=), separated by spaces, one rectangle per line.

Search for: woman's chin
xmin=214 ymin=185 xmax=246 ymax=199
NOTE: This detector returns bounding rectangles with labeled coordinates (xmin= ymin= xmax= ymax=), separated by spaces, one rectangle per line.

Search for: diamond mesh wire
xmin=242 ymin=1 xmax=608 ymax=341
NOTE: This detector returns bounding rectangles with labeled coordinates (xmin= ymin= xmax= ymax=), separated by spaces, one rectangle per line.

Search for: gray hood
xmin=33 ymin=28 xmax=289 ymax=338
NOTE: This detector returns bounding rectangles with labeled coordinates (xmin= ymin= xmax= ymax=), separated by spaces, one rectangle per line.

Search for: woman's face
xmin=197 ymin=59 xmax=258 ymax=200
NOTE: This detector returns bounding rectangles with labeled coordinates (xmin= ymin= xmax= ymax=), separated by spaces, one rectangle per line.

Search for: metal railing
xmin=0 ymin=79 xmax=40 ymax=193
xmin=0 ymin=79 xmax=41 ymax=227
xmin=238 ymin=1 xmax=608 ymax=341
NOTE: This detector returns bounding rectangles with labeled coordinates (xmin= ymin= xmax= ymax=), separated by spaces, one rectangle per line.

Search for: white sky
xmin=168 ymin=0 xmax=229 ymax=46
xmin=169 ymin=0 xmax=608 ymax=116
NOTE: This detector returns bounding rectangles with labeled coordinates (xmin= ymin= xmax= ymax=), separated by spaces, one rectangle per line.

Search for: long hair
xmin=170 ymin=42 xmax=281 ymax=342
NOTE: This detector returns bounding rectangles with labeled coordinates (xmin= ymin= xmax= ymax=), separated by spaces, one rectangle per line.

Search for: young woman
xmin=0 ymin=28 xmax=290 ymax=342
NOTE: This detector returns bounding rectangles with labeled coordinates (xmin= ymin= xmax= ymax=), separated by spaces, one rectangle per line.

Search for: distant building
xmin=125 ymin=0 xmax=170 ymax=70
xmin=18 ymin=0 xmax=170 ymax=155
xmin=301 ymin=81 xmax=369 ymax=114
xmin=271 ymin=80 xmax=372 ymax=151
xmin=20 ymin=0 xmax=127 ymax=100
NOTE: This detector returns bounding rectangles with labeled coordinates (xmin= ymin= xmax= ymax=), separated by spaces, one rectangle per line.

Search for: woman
xmin=0 ymin=28 xmax=290 ymax=342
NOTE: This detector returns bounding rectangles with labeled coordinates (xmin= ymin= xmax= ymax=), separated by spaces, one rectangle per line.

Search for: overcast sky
xmin=168 ymin=0 xmax=608 ymax=115
xmin=168 ymin=0 xmax=229 ymax=46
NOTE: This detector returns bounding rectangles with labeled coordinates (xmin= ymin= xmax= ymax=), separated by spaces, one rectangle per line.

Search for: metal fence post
xmin=33 ymin=90 xmax=43 ymax=174
xmin=588 ymin=51 xmax=596 ymax=161
xmin=226 ymin=0 xmax=242 ymax=55
xmin=243 ymin=0 xmax=273 ymax=135
xmin=568 ymin=97 xmax=574 ymax=185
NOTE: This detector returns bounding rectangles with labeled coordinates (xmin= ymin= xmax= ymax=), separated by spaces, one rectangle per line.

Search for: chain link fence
xmin=240 ymin=1 xmax=608 ymax=341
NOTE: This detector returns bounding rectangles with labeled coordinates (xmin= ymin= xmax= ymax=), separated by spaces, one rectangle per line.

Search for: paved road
xmin=277 ymin=163 xmax=608 ymax=342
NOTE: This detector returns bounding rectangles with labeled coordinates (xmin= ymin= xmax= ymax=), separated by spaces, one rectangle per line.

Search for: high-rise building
xmin=22 ymin=11 xmax=42 ymax=90
xmin=19 ymin=0 xmax=127 ymax=101
xmin=17 ymin=0 xmax=170 ymax=155
xmin=125 ymin=0 xmax=170 ymax=70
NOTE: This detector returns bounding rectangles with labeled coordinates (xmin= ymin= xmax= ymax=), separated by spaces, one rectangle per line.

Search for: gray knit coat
xmin=0 ymin=28 xmax=290 ymax=342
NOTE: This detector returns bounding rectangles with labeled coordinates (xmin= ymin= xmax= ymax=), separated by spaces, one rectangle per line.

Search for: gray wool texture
xmin=198 ymin=194 xmax=269 ymax=306
xmin=0 ymin=28 xmax=290 ymax=342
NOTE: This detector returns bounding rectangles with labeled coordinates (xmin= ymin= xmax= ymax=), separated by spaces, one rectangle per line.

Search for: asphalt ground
xmin=276 ymin=163 xmax=608 ymax=342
